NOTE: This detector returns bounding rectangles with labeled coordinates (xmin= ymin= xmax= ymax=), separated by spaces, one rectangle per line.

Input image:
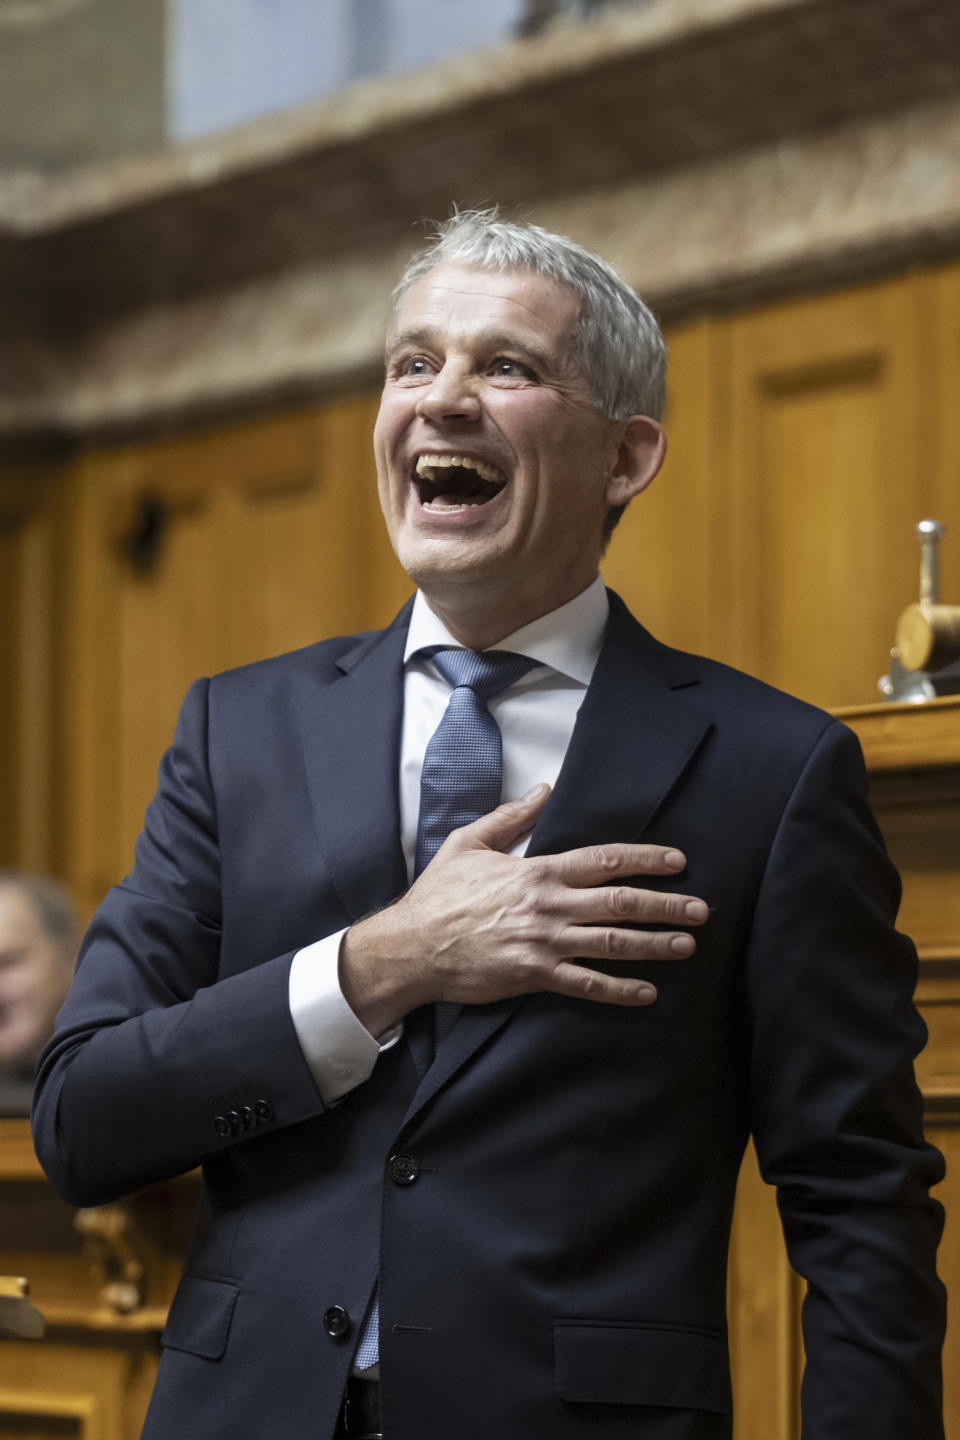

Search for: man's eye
xmin=491 ymin=358 xmax=534 ymax=380
xmin=402 ymin=356 xmax=433 ymax=377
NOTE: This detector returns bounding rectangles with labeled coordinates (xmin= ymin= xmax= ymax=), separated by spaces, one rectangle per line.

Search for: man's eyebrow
xmin=385 ymin=326 xmax=433 ymax=357
xmin=480 ymin=331 xmax=557 ymax=369
xmin=385 ymin=326 xmax=560 ymax=371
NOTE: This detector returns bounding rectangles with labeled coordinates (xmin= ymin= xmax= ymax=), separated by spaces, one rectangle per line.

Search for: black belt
xmin=339 ymin=1376 xmax=382 ymax=1440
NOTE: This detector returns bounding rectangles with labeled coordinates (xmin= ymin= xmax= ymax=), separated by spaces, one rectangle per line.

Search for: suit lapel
xmin=402 ymin=593 xmax=714 ymax=1126
xmin=527 ymin=593 xmax=712 ymax=860
xmin=298 ymin=607 xmax=411 ymax=926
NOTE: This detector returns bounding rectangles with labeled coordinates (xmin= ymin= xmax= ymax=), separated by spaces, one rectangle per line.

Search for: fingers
xmin=554 ymin=923 xmax=697 ymax=962
xmin=450 ymin=783 xmax=552 ymax=853
xmin=550 ymin=841 xmax=690 ymax=886
xmin=442 ymin=797 xmax=691 ymax=895
xmin=544 ymin=961 xmax=659 ymax=1007
xmin=561 ymin=884 xmax=709 ymax=928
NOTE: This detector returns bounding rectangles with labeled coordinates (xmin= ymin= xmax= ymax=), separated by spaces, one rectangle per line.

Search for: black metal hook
xmin=120 ymin=493 xmax=168 ymax=575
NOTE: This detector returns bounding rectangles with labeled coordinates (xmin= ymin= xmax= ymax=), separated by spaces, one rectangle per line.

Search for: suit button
xmin=323 ymin=1305 xmax=351 ymax=1339
xmin=387 ymin=1152 xmax=419 ymax=1186
xmin=213 ymin=1115 xmax=230 ymax=1137
xmin=254 ymin=1099 xmax=273 ymax=1123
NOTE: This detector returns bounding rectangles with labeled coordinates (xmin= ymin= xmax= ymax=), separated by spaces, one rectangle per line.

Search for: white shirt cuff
xmin=289 ymin=930 xmax=402 ymax=1104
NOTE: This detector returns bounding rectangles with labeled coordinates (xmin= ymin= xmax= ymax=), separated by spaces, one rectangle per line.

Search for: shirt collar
xmin=403 ymin=574 xmax=608 ymax=687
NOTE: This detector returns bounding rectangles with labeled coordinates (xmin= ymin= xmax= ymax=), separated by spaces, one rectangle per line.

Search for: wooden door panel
xmin=0 ymin=466 xmax=60 ymax=872
xmin=602 ymin=317 xmax=718 ymax=659
xmin=347 ymin=392 xmax=414 ymax=631
xmin=225 ymin=400 xmax=381 ymax=665
xmin=64 ymin=396 xmax=390 ymax=904
xmin=925 ymin=261 xmax=960 ymax=609
xmin=725 ymin=277 xmax=926 ymax=708
xmin=64 ymin=445 xmax=228 ymax=906
xmin=114 ymin=488 xmax=227 ymax=880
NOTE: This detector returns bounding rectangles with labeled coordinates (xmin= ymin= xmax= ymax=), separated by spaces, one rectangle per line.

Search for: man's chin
xmin=395 ymin=533 xmax=507 ymax=592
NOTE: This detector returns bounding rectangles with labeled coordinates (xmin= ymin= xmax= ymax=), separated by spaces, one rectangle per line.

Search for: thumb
xmin=460 ymin=783 xmax=551 ymax=853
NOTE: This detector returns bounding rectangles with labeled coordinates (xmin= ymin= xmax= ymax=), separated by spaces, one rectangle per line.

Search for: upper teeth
xmin=416 ymin=454 xmax=506 ymax=487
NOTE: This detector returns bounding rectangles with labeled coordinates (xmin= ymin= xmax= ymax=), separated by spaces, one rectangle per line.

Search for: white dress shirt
xmin=288 ymin=574 xmax=609 ymax=1103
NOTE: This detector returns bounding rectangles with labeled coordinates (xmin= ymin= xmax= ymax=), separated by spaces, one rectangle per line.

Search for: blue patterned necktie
xmin=414 ymin=647 xmax=541 ymax=877
xmin=352 ymin=646 xmax=539 ymax=1374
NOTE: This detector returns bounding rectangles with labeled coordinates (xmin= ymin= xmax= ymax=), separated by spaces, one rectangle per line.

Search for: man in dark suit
xmin=33 ymin=212 xmax=945 ymax=1440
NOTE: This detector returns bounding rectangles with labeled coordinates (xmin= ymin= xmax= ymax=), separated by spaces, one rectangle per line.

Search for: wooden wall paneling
xmin=868 ymin=760 xmax=960 ymax=1436
xmin=221 ymin=405 xmax=355 ymax=667
xmin=724 ymin=276 xmax=927 ymax=709
xmin=346 ymin=390 xmax=414 ymax=632
xmin=926 ymin=1120 xmax=959 ymax=1436
xmin=873 ymin=771 xmax=960 ymax=964
xmin=0 ymin=487 xmax=23 ymax=866
xmin=601 ymin=317 xmax=721 ymax=659
xmin=113 ymin=437 xmax=229 ymax=887
xmin=60 ymin=451 xmax=121 ymax=921
xmin=0 ymin=1116 xmax=198 ymax=1440
xmin=60 ymin=442 xmax=229 ymax=916
xmin=60 ymin=394 xmax=404 ymax=913
xmin=12 ymin=480 xmax=54 ymax=873
xmin=727 ymin=1143 xmax=802 ymax=1440
xmin=198 ymin=388 xmax=409 ymax=664
xmin=0 ymin=463 xmax=61 ymax=873
xmin=0 ymin=1384 xmax=101 ymax=1438
xmin=0 ymin=1342 xmax=156 ymax=1439
xmin=924 ymin=259 xmax=960 ymax=609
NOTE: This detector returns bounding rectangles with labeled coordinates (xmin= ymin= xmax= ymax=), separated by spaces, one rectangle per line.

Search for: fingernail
xmin=671 ymin=934 xmax=695 ymax=955
xmin=637 ymin=984 xmax=657 ymax=1003
xmin=664 ymin=850 xmax=685 ymax=869
xmin=521 ymin=783 xmax=549 ymax=802
xmin=685 ymin=900 xmax=708 ymax=922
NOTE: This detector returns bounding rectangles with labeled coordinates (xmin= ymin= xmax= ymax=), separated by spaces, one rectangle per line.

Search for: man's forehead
xmin=388 ymin=262 xmax=581 ymax=352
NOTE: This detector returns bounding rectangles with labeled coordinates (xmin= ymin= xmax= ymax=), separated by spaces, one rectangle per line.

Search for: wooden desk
xmin=837 ymin=698 xmax=960 ymax=1122
xmin=0 ymin=1119 xmax=195 ymax=1438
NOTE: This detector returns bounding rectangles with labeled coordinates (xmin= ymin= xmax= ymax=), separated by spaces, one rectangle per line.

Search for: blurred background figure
xmin=0 ymin=872 xmax=78 ymax=1115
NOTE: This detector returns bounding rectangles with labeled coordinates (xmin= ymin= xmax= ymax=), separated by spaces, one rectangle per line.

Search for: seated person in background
xmin=0 ymin=872 xmax=78 ymax=1115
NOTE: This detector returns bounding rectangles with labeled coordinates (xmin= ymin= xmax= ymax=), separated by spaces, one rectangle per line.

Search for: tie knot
xmin=426 ymin=647 xmax=539 ymax=701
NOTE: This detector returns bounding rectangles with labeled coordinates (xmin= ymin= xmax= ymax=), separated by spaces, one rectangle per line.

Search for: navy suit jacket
xmin=33 ymin=593 xmax=945 ymax=1440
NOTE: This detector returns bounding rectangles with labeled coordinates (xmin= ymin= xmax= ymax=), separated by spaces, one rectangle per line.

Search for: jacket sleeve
xmin=32 ymin=678 xmax=331 ymax=1208
xmin=743 ymin=719 xmax=946 ymax=1439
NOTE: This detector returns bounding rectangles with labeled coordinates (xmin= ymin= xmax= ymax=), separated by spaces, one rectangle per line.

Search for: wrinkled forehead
xmin=387 ymin=262 xmax=583 ymax=359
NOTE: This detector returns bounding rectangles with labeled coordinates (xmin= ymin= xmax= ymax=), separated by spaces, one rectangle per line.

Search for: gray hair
xmin=0 ymin=871 xmax=79 ymax=956
xmin=393 ymin=209 xmax=666 ymax=424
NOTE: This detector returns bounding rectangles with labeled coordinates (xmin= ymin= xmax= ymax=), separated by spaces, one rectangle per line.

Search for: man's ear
xmin=606 ymin=416 xmax=666 ymax=508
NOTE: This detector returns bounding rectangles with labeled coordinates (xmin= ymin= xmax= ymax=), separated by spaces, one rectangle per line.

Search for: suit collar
xmin=402 ymin=575 xmax=609 ymax=687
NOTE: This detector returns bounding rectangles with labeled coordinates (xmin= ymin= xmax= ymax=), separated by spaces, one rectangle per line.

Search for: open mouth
xmin=415 ymin=453 xmax=507 ymax=509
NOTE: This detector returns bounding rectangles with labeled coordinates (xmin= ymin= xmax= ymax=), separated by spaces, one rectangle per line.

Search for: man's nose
xmin=414 ymin=364 xmax=481 ymax=424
